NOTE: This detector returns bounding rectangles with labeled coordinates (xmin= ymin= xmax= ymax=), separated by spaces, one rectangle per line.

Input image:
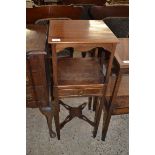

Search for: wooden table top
xmin=48 ymin=20 xmax=119 ymax=44
xmin=114 ymin=38 xmax=129 ymax=69
xmin=26 ymin=24 xmax=47 ymax=52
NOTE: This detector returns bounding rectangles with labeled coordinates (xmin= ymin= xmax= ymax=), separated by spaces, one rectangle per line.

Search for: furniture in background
xmin=103 ymin=17 xmax=129 ymax=38
xmin=63 ymin=0 xmax=106 ymax=5
xmin=102 ymin=38 xmax=129 ymax=140
xmin=32 ymin=0 xmax=107 ymax=6
xmin=26 ymin=25 xmax=56 ymax=138
xmin=107 ymin=0 xmax=129 ymax=5
xmin=26 ymin=5 xmax=84 ymax=24
xmin=89 ymin=5 xmax=129 ymax=19
xmin=48 ymin=20 xmax=119 ymax=139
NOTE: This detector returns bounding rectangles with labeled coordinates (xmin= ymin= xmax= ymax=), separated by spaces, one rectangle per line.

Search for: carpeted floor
xmin=26 ymin=97 xmax=128 ymax=155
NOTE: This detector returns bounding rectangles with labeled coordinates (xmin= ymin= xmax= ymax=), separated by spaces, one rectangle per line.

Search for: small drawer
xmin=58 ymin=88 xmax=103 ymax=98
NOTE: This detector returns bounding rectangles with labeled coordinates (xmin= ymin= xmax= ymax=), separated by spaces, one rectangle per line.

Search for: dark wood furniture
xmin=63 ymin=0 xmax=106 ymax=5
xmin=107 ymin=0 xmax=129 ymax=4
xmin=89 ymin=5 xmax=129 ymax=19
xmin=102 ymin=38 xmax=129 ymax=140
xmin=103 ymin=17 xmax=129 ymax=38
xmin=33 ymin=0 xmax=45 ymax=5
xmin=48 ymin=20 xmax=119 ymax=140
xmin=32 ymin=0 xmax=106 ymax=5
xmin=26 ymin=5 xmax=84 ymax=24
xmin=26 ymin=25 xmax=56 ymax=138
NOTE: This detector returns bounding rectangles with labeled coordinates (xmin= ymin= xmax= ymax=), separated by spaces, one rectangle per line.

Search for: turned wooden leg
xmin=93 ymin=97 xmax=103 ymax=138
xmin=53 ymin=99 xmax=60 ymax=140
xmin=88 ymin=97 xmax=92 ymax=110
xmin=39 ymin=107 xmax=56 ymax=138
xmin=101 ymin=111 xmax=112 ymax=141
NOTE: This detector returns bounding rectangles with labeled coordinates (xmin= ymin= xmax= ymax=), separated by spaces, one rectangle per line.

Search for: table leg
xmin=101 ymin=71 xmax=122 ymax=141
xmin=53 ymin=99 xmax=60 ymax=140
xmin=93 ymin=97 xmax=103 ymax=138
xmin=39 ymin=107 xmax=56 ymax=138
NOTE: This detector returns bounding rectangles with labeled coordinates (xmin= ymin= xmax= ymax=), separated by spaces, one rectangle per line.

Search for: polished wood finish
xmin=90 ymin=5 xmax=129 ymax=19
xmin=26 ymin=5 xmax=84 ymax=24
xmin=48 ymin=20 xmax=118 ymax=140
xmin=58 ymin=58 xmax=104 ymax=86
xmin=48 ymin=20 xmax=118 ymax=50
xmin=26 ymin=24 xmax=56 ymax=138
xmin=102 ymin=38 xmax=129 ymax=141
xmin=26 ymin=25 xmax=48 ymax=107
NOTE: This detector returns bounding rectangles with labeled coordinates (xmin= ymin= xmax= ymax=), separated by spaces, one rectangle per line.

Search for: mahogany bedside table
xmin=48 ymin=20 xmax=119 ymax=139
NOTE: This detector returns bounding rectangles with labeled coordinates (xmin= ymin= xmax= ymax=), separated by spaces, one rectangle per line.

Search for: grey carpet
xmin=27 ymin=97 xmax=128 ymax=155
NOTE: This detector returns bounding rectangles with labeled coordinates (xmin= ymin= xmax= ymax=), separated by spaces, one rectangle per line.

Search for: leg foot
xmin=101 ymin=111 xmax=111 ymax=141
xmin=39 ymin=107 xmax=56 ymax=138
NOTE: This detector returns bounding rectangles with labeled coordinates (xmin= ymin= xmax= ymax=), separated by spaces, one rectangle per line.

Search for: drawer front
xmin=58 ymin=88 xmax=103 ymax=98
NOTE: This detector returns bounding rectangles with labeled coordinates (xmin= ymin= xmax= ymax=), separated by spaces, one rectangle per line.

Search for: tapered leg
xmin=101 ymin=111 xmax=112 ymax=141
xmin=93 ymin=97 xmax=103 ymax=138
xmin=54 ymin=99 xmax=60 ymax=140
xmin=101 ymin=70 xmax=122 ymax=140
xmin=88 ymin=97 xmax=92 ymax=110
